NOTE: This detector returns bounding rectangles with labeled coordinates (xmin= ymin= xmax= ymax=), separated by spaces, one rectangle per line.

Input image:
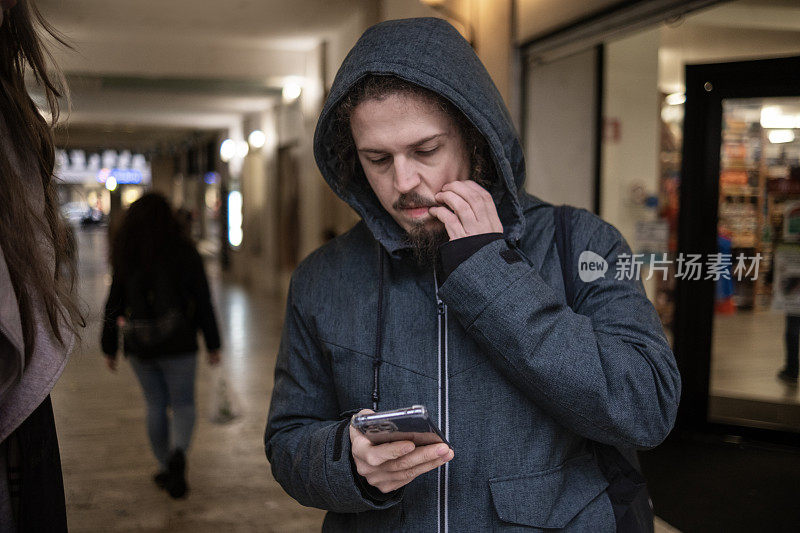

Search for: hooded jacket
xmin=265 ymin=17 xmax=680 ymax=532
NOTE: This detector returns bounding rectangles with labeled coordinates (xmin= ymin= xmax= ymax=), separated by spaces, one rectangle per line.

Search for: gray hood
xmin=313 ymin=17 xmax=526 ymax=256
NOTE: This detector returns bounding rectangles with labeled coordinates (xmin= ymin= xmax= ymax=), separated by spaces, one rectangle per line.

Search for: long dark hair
xmin=111 ymin=193 xmax=194 ymax=279
xmin=0 ymin=0 xmax=82 ymax=362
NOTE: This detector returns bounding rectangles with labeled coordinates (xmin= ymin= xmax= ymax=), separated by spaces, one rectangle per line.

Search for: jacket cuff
xmin=437 ymin=239 xmax=532 ymax=326
xmin=438 ymin=233 xmax=504 ymax=284
xmin=325 ymin=418 xmax=404 ymax=510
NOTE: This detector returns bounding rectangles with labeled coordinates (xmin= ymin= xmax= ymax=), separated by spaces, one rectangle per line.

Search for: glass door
xmin=709 ymin=98 xmax=800 ymax=432
xmin=675 ymin=55 xmax=800 ymax=442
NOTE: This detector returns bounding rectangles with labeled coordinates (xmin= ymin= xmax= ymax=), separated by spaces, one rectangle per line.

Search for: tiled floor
xmin=52 ymin=228 xmax=325 ymax=531
xmin=711 ymin=310 xmax=797 ymax=401
xmin=710 ymin=310 xmax=800 ymax=431
xmin=53 ymin=227 xmax=679 ymax=532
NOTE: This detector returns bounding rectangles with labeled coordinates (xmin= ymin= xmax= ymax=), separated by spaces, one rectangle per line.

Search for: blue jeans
xmin=129 ymin=353 xmax=197 ymax=469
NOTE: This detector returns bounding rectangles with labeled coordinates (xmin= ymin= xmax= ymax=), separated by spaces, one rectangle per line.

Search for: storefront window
xmin=709 ymin=97 xmax=800 ymax=431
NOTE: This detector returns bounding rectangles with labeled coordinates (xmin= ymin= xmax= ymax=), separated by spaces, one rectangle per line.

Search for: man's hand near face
xmin=429 ymin=181 xmax=503 ymax=240
xmin=350 ymin=409 xmax=454 ymax=494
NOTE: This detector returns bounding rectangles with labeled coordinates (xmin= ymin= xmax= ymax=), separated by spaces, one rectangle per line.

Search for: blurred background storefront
xmin=520 ymin=0 xmax=800 ymax=442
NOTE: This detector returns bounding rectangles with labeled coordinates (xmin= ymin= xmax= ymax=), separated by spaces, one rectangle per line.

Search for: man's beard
xmin=393 ymin=191 xmax=449 ymax=268
xmin=406 ymin=220 xmax=449 ymax=268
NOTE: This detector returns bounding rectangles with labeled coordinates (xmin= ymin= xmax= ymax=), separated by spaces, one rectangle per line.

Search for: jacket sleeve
xmin=101 ymin=273 xmax=123 ymax=358
xmin=437 ymin=210 xmax=681 ymax=450
xmin=264 ymin=276 xmax=403 ymax=512
xmin=187 ymin=249 xmax=221 ymax=352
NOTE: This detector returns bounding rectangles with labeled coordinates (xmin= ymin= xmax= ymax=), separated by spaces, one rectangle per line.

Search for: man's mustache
xmin=394 ymin=192 xmax=439 ymax=210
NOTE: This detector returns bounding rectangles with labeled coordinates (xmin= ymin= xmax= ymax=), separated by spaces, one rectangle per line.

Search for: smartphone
xmin=351 ymin=405 xmax=450 ymax=447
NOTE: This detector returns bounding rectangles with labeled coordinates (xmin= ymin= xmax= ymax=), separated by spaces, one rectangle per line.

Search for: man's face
xmin=350 ymin=93 xmax=471 ymax=238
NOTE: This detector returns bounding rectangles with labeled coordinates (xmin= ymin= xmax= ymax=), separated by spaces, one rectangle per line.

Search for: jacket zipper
xmin=434 ymin=272 xmax=449 ymax=533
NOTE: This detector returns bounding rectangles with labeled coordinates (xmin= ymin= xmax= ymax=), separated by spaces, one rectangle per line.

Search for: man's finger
xmin=349 ymin=425 xmax=373 ymax=457
xmin=428 ymin=206 xmax=465 ymax=240
xmin=461 ymin=180 xmax=496 ymax=219
xmin=364 ymin=440 xmax=416 ymax=467
xmin=462 ymin=179 xmax=493 ymax=199
xmin=398 ymin=449 xmax=454 ymax=481
xmin=434 ymin=190 xmax=477 ymax=226
xmin=349 ymin=409 xmax=377 ymax=458
xmin=383 ymin=443 xmax=451 ymax=472
xmin=440 ymin=181 xmax=503 ymax=234
xmin=442 ymin=181 xmax=484 ymax=211
xmin=371 ymin=449 xmax=455 ymax=490
xmin=452 ymin=181 xmax=499 ymax=224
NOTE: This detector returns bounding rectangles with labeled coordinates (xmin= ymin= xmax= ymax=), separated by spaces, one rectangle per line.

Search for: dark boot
xmin=778 ymin=368 xmax=799 ymax=385
xmin=153 ymin=471 xmax=169 ymax=489
xmin=166 ymin=449 xmax=188 ymax=499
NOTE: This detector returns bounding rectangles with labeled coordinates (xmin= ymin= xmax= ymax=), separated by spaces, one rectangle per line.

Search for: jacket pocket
xmin=489 ymin=453 xmax=611 ymax=529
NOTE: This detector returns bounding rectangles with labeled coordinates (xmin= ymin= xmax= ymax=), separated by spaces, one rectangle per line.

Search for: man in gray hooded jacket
xmin=265 ymin=17 xmax=680 ymax=532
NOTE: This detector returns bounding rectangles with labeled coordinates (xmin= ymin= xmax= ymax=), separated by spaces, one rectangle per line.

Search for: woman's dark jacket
xmin=101 ymin=241 xmax=221 ymax=358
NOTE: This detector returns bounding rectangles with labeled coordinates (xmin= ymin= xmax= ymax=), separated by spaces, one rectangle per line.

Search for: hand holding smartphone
xmin=349 ymin=405 xmax=454 ymax=494
xmin=351 ymin=405 xmax=450 ymax=447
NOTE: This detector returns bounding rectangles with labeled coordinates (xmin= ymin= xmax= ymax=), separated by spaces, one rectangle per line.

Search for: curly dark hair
xmin=331 ymin=75 xmax=496 ymax=193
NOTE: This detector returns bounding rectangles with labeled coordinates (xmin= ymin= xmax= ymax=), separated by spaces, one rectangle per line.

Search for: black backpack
xmin=552 ymin=205 xmax=654 ymax=533
xmin=122 ymin=265 xmax=195 ymax=354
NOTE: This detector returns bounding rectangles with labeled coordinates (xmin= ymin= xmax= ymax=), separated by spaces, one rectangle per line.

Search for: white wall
xmin=516 ymin=0 xmax=623 ymax=44
xmin=601 ymin=28 xmax=661 ymax=245
xmin=380 ymin=0 xmax=439 ymax=22
xmin=524 ymin=48 xmax=597 ymax=211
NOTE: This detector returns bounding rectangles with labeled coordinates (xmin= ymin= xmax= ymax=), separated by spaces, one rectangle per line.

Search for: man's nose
xmin=393 ymin=158 xmax=421 ymax=194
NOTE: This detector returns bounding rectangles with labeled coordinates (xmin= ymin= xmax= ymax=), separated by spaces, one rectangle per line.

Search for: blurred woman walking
xmin=101 ymin=193 xmax=221 ymax=499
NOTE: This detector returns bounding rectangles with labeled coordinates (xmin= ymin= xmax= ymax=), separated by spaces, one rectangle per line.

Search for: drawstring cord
xmin=372 ymin=246 xmax=385 ymax=411
xmin=371 ymin=240 xmax=526 ymax=411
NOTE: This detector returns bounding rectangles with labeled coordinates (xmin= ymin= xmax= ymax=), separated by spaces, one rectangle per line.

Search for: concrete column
xmin=473 ymin=0 xmax=514 ymax=110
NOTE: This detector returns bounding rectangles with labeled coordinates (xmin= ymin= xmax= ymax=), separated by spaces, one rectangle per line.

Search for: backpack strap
xmin=553 ymin=205 xmax=577 ymax=307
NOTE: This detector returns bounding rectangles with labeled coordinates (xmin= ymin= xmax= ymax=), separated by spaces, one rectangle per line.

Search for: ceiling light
xmin=761 ymin=106 xmax=800 ymax=129
xmin=220 ymin=139 xmax=235 ymax=162
xmin=105 ymin=176 xmax=118 ymax=192
xmin=248 ymin=129 xmax=266 ymax=149
xmin=283 ymin=82 xmax=302 ymax=102
xmin=665 ymin=92 xmax=685 ymax=106
xmin=768 ymin=130 xmax=795 ymax=144
xmin=228 ymin=191 xmax=243 ymax=248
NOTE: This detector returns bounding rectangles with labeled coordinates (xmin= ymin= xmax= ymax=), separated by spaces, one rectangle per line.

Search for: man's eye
xmin=417 ymin=147 xmax=438 ymax=156
xmin=368 ymin=156 xmax=390 ymax=165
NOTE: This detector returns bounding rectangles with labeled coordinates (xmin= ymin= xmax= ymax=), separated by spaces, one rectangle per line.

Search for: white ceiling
xmin=35 ymin=0 xmax=376 ymax=149
xmin=658 ymin=0 xmax=800 ymax=93
xmin=683 ymin=0 xmax=800 ymax=33
xmin=36 ymin=0 xmax=800 ymax=150
xmin=38 ymin=0 xmax=367 ymax=49
xmin=516 ymin=0 xmax=624 ymax=44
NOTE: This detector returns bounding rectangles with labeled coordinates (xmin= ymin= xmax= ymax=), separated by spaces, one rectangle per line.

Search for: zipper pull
xmin=437 ymin=300 xmax=445 ymax=316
